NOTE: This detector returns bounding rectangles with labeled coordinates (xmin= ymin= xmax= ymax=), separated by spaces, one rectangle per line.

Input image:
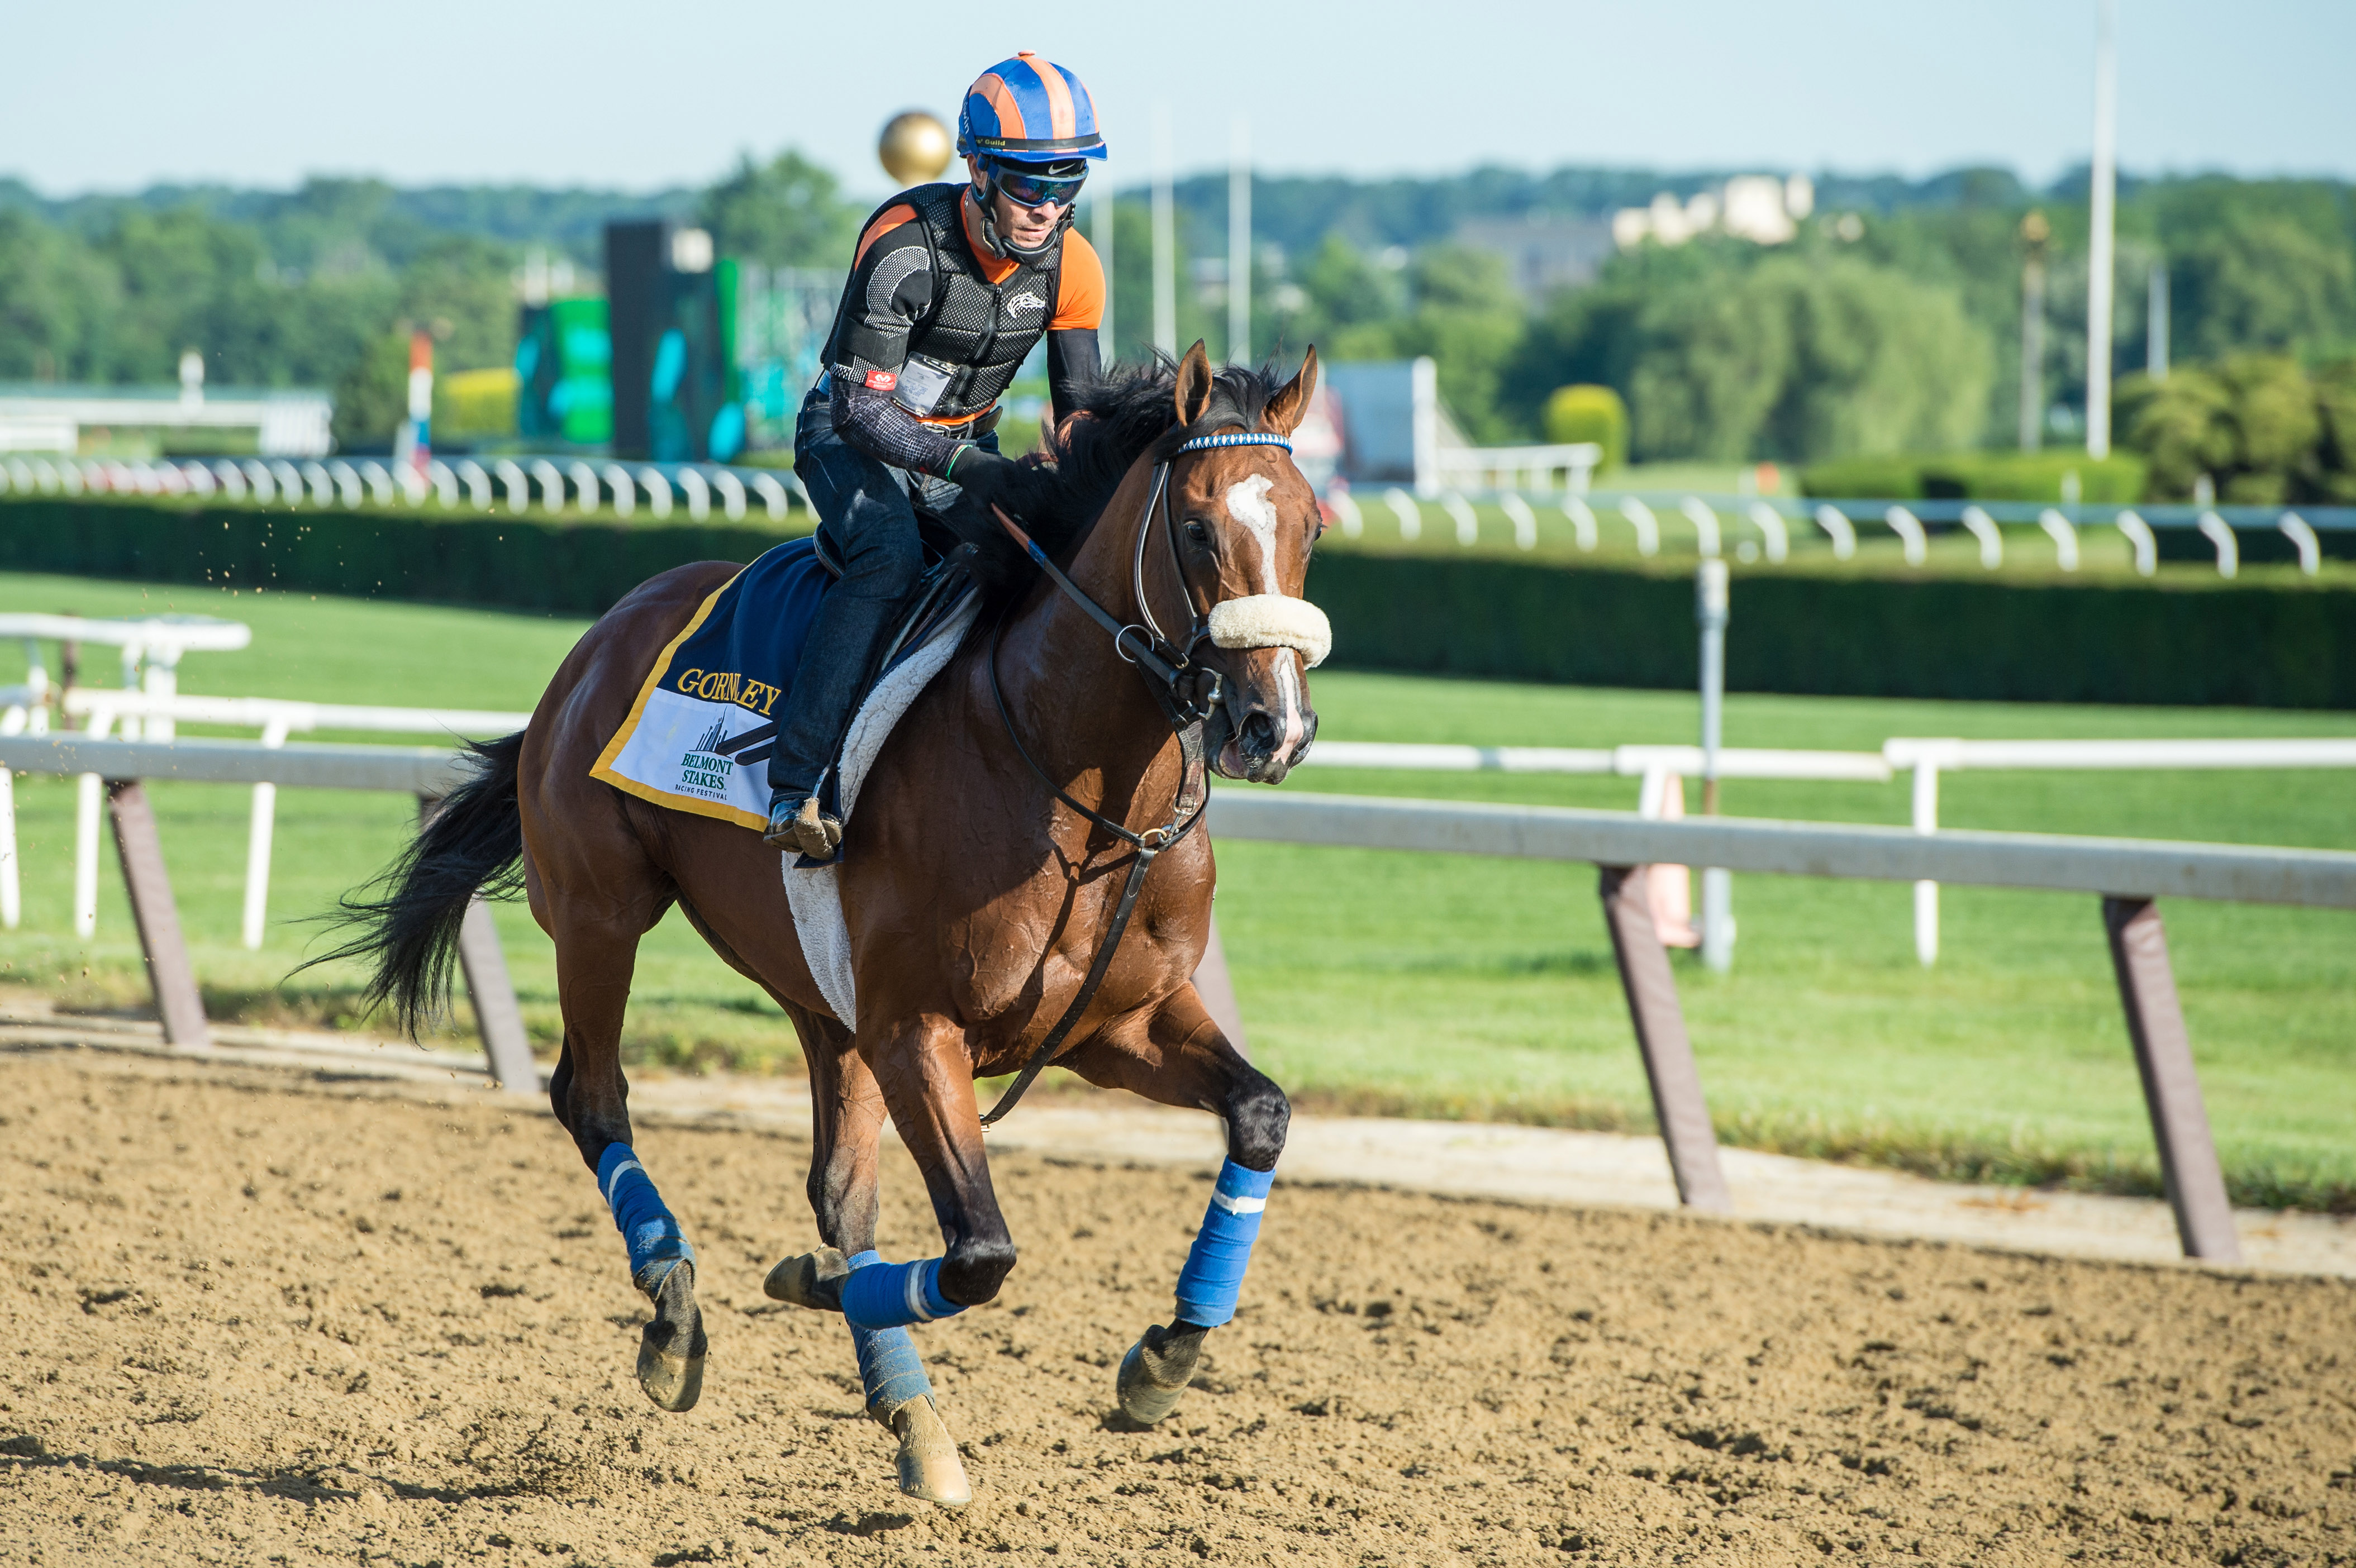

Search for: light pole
xmin=2086 ymin=0 xmax=2119 ymax=459
xmin=1152 ymin=104 xmax=1177 ymax=358
xmin=1696 ymin=559 xmax=1734 ymax=973
xmin=2019 ymin=211 xmax=2049 ymax=452
xmin=1228 ymin=113 xmax=1251 ymax=365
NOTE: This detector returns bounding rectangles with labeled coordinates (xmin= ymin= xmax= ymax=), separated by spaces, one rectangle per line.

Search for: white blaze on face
xmin=1222 ymin=473 xmax=1306 ymax=758
xmin=1224 ymin=474 xmax=1282 ymax=594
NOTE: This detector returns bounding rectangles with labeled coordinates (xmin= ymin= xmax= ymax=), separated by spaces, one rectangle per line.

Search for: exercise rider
xmin=764 ymin=52 xmax=1109 ymax=857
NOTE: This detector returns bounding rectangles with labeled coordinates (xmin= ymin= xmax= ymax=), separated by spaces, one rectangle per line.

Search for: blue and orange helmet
xmin=956 ymin=53 xmax=1108 ymax=165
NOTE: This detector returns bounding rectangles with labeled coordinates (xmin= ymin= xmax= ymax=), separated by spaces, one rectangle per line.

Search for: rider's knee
xmin=1224 ymin=1071 xmax=1290 ymax=1173
xmin=936 ymin=1237 xmax=1018 ymax=1307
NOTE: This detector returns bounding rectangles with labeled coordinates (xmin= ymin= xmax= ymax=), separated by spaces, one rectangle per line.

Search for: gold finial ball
xmin=879 ymin=111 xmax=955 ymax=186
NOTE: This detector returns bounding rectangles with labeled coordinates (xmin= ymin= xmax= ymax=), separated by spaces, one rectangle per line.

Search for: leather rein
xmin=977 ymin=429 xmax=1294 ymax=1126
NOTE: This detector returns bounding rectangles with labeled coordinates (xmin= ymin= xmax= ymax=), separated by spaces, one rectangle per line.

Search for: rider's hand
xmin=950 ymin=447 xmax=1053 ymax=522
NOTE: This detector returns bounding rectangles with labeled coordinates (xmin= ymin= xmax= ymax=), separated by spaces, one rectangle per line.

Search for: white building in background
xmin=0 ymin=380 xmax=332 ymax=457
xmin=1612 ymin=174 xmax=1816 ymax=250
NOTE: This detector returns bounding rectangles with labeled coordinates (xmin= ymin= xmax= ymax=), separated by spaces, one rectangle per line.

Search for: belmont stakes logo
xmin=678 ymin=718 xmax=734 ymax=798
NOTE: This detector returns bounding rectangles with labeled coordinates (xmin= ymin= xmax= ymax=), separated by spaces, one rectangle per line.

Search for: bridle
xmin=978 ymin=428 xmax=1296 ymax=1124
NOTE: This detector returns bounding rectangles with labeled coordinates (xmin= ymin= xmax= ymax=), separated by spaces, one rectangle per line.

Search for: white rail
xmin=22 ymin=693 xmax=527 ymax=950
xmin=1205 ymin=789 xmax=2356 ymax=909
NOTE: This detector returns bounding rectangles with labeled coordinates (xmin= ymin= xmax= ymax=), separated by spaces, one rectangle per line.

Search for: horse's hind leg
xmin=530 ymin=830 xmax=707 ymax=1413
xmin=762 ymin=1003 xmax=969 ymax=1507
xmin=1064 ymin=985 xmax=1289 ymax=1426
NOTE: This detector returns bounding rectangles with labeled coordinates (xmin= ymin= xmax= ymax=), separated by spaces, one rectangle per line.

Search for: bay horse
xmin=326 ymin=344 xmax=1325 ymax=1504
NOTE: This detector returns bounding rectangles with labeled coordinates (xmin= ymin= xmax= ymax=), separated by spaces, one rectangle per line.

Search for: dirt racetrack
xmin=3 ymin=1048 xmax=2351 ymax=1566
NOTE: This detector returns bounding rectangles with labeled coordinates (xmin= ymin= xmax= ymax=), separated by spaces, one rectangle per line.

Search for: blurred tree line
xmin=2 ymin=160 xmax=2351 ymax=480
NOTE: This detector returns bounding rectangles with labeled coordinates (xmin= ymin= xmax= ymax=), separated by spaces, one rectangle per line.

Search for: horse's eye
xmin=1184 ymin=518 xmax=1211 ymax=546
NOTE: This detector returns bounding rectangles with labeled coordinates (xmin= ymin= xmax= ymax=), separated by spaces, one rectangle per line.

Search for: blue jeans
xmin=765 ymin=389 xmax=995 ymax=800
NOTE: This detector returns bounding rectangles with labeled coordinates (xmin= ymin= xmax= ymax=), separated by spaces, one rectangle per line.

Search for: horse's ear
xmin=1263 ymin=345 xmax=1319 ymax=437
xmin=1174 ymin=340 xmax=1215 ymax=427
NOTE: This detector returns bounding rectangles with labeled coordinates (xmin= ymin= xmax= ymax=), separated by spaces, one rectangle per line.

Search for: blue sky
xmin=8 ymin=1 xmax=2351 ymax=198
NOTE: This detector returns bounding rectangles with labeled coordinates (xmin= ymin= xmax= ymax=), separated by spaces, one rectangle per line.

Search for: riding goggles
xmin=991 ymin=160 xmax=1088 ymax=211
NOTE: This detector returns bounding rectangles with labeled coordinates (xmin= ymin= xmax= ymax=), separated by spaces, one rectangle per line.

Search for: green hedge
xmin=1801 ymin=451 xmax=2147 ymax=503
xmin=5 ymin=497 xmax=2351 ymax=708
xmin=1305 ymin=551 xmax=2355 ymax=709
xmin=0 ymin=496 xmax=792 ymax=617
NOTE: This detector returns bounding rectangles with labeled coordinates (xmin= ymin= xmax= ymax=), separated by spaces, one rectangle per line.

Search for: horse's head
xmin=1159 ymin=342 xmax=1326 ymax=784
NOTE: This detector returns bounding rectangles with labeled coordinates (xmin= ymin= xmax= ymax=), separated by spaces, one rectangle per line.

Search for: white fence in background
xmin=1301 ymin=482 xmax=2346 ymax=578
xmin=1294 ymin=736 xmax=2356 ymax=965
xmin=0 ymin=690 xmax=531 ymax=950
xmin=0 ymin=454 xmax=810 ymax=523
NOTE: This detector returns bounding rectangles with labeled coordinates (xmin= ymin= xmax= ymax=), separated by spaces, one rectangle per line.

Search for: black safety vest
xmin=825 ymin=184 xmax=1063 ymax=423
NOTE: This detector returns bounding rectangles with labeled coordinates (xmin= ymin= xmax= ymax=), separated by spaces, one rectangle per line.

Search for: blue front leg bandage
xmin=838 ymin=1248 xmax=963 ymax=1330
xmin=851 ymin=1323 xmax=934 ymax=1418
xmin=597 ymin=1143 xmax=694 ymax=1293
xmin=1173 ymin=1159 xmax=1274 ymax=1328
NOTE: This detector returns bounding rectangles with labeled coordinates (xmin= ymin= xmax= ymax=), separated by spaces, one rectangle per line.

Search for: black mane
xmin=939 ymin=355 xmax=1286 ymax=602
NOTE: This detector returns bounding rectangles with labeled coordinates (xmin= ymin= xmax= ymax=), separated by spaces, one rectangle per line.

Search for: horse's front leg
xmin=767 ymin=1011 xmax=994 ymax=1505
xmin=1064 ymin=984 xmax=1289 ymax=1426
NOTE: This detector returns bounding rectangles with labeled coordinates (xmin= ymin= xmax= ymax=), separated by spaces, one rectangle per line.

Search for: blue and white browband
xmin=1175 ymin=432 xmax=1293 ymax=454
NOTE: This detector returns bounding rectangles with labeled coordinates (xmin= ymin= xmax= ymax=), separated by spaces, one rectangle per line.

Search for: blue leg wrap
xmin=596 ymin=1143 xmax=695 ymax=1293
xmin=842 ymin=1252 xmax=935 ymax=1417
xmin=1173 ymin=1159 xmax=1274 ymax=1328
xmin=839 ymin=1247 xmax=963 ymax=1330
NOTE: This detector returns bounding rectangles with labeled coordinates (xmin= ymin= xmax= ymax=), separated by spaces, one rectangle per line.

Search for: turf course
xmin=3 ymin=568 xmax=2350 ymax=1209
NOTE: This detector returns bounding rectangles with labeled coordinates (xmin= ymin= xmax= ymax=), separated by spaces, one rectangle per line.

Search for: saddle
xmin=589 ymin=518 xmax=979 ymax=852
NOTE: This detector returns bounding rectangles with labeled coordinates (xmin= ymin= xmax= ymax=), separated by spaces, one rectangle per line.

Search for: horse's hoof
xmin=1115 ymin=1321 xmax=1207 ymax=1425
xmin=763 ymin=1247 xmax=850 ymax=1312
xmin=887 ymin=1397 xmax=970 ymax=1507
xmin=636 ymin=1262 xmax=708 ymax=1413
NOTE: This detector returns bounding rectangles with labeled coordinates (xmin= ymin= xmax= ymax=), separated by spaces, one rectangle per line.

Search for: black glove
xmin=950 ymin=446 xmax=1054 ymax=526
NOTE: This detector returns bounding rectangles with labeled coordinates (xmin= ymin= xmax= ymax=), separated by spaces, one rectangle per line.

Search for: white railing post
xmin=532 ymin=459 xmax=566 ymax=513
xmin=598 ymin=465 xmax=637 ymax=519
xmin=301 ymin=461 xmax=334 ymax=506
xmin=1960 ymin=505 xmax=2003 ymax=569
xmin=493 ymin=459 xmax=527 ymax=512
xmin=1812 ymin=504 xmax=1857 ymax=559
xmin=1441 ymin=492 xmax=1479 ymax=546
xmin=1883 ymin=505 xmax=1927 ymax=566
xmin=568 ymin=461 xmax=601 ymax=513
xmin=1326 ymin=488 xmax=1363 ymax=539
xmin=2115 ymin=509 xmax=2158 ymax=576
xmin=750 ymin=472 xmax=788 ymax=521
xmin=1563 ymin=495 xmax=1598 ymax=551
xmin=637 ymin=466 xmax=672 ymax=520
xmin=1679 ymin=496 xmax=1722 ymax=558
xmin=1912 ymin=758 xmax=1941 ymax=966
xmin=678 ymin=467 xmax=710 ymax=522
xmin=241 ymin=717 xmax=291 ymax=950
xmin=1382 ymin=487 xmax=1421 ymax=542
xmin=2197 ymin=511 xmax=2238 ymax=578
xmin=1500 ymin=493 xmax=1539 ymax=550
xmin=427 ymin=460 xmax=458 ymax=508
xmin=712 ymin=469 xmax=746 ymax=522
xmin=2279 ymin=512 xmax=2320 ymax=576
xmin=1617 ymin=497 xmax=1660 ymax=556
xmin=1744 ymin=501 xmax=1789 ymax=562
xmin=359 ymin=461 xmax=396 ymax=507
xmin=455 ymin=459 xmax=493 ymax=512
xmin=2037 ymin=507 xmax=2081 ymax=571
xmin=327 ymin=460 xmax=363 ymax=508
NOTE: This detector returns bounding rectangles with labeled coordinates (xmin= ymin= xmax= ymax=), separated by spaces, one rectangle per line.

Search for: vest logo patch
xmin=1004 ymin=290 xmax=1046 ymax=315
xmin=864 ymin=369 xmax=897 ymax=390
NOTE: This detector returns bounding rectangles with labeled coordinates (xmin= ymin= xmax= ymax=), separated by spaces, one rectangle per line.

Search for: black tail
xmin=302 ymin=731 xmax=527 ymax=1037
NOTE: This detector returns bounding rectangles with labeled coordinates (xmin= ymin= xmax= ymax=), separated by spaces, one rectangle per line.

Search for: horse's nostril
xmin=1239 ymin=711 xmax=1280 ymax=757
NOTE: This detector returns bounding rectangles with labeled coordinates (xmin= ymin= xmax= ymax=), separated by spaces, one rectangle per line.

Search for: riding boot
xmin=763 ymin=791 xmax=843 ymax=858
